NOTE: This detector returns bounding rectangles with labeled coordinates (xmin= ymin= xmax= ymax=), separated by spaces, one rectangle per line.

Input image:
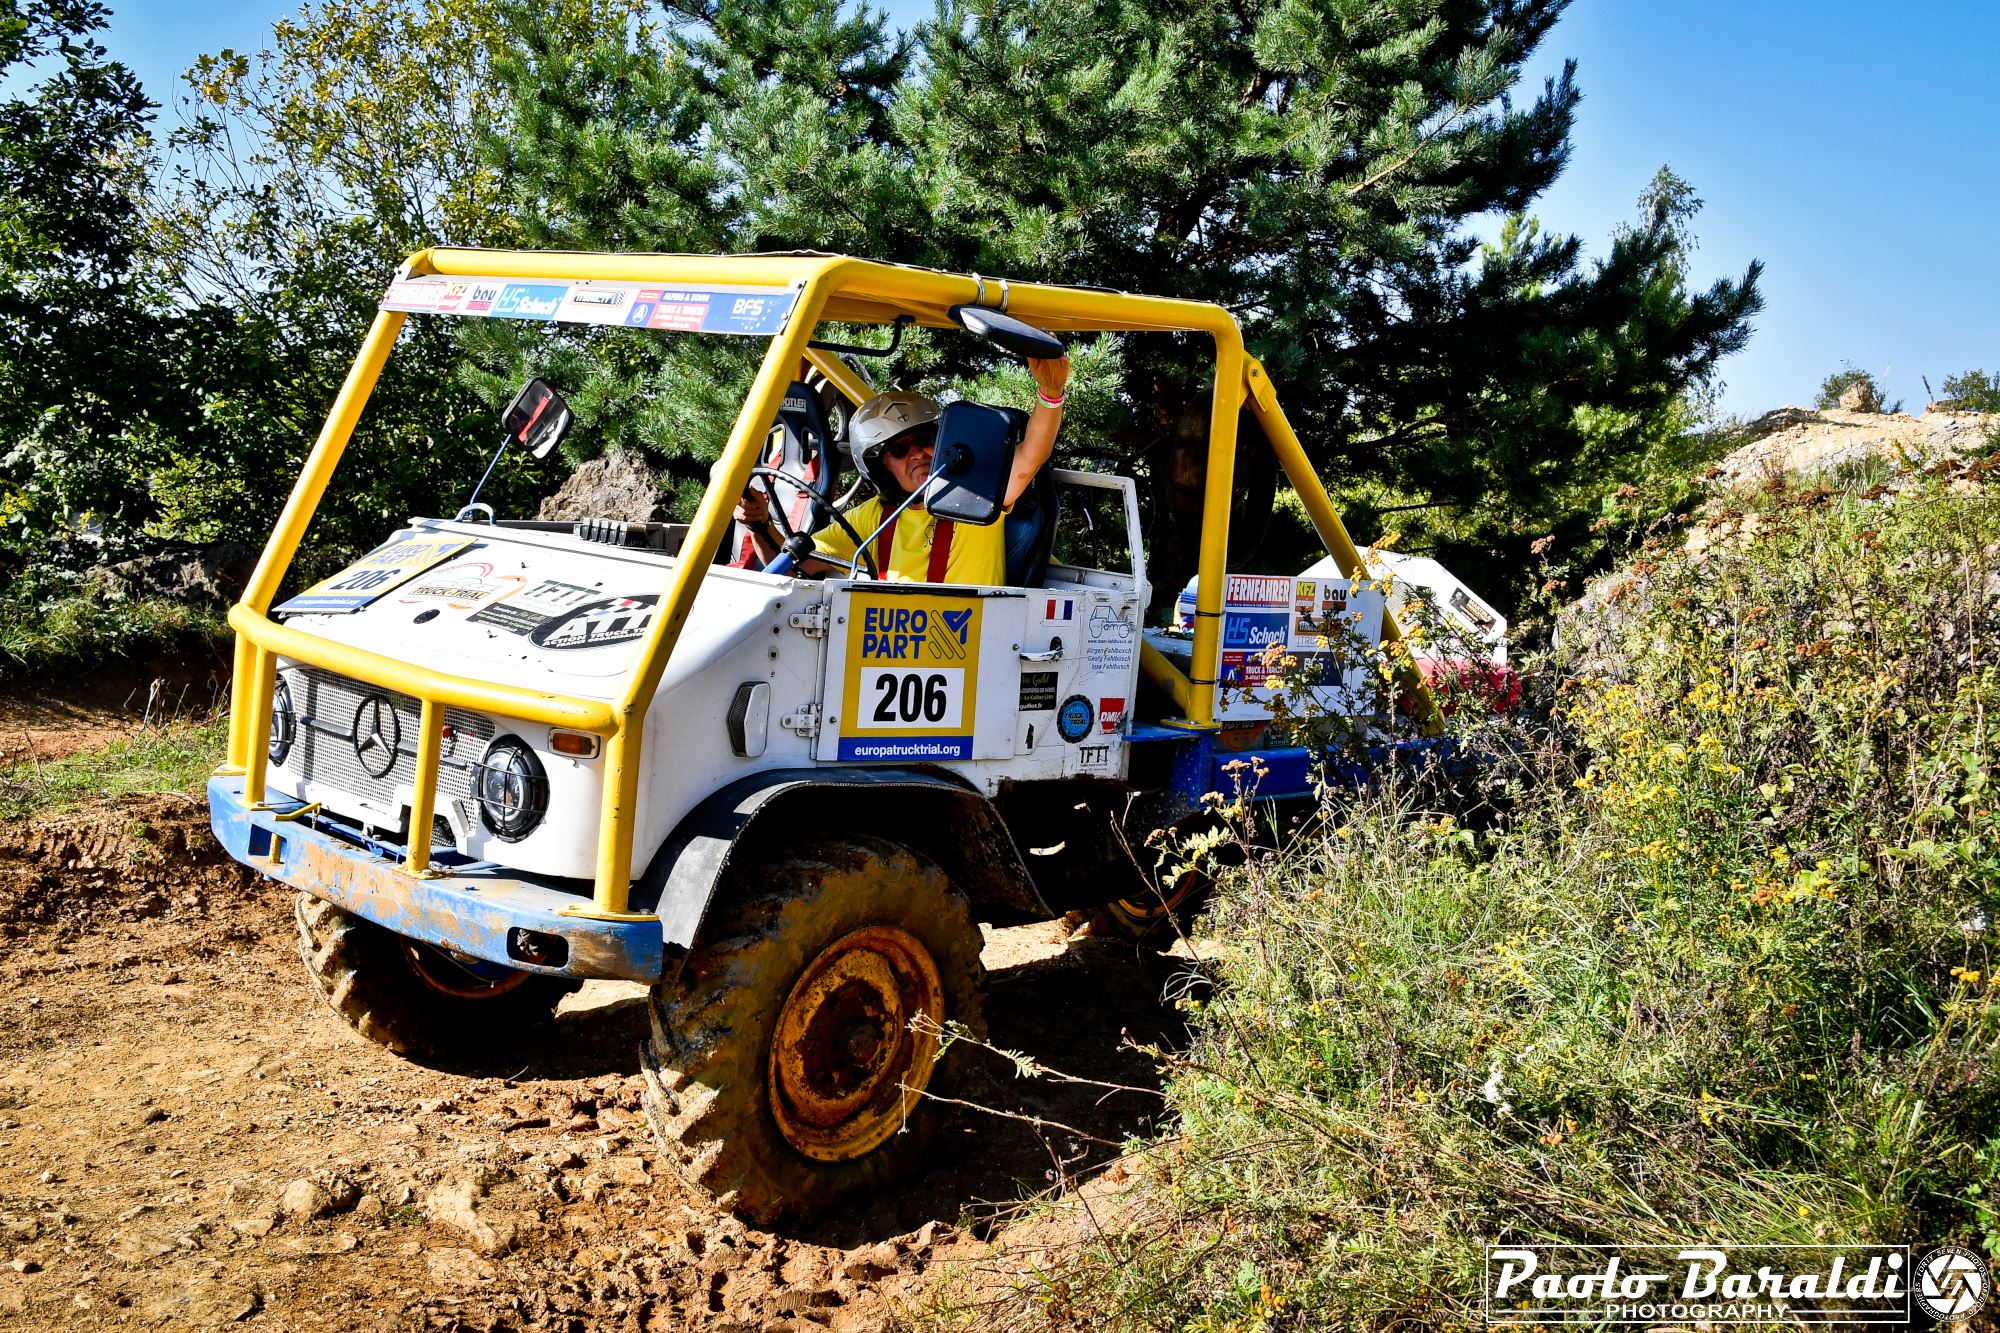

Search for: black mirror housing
xmin=501 ymin=378 xmax=575 ymax=460
xmin=925 ymin=401 xmax=1020 ymax=527
xmin=947 ymin=304 xmax=1065 ymax=360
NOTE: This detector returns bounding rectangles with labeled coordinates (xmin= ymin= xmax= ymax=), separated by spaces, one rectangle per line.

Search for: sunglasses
xmin=882 ymin=427 xmax=937 ymax=461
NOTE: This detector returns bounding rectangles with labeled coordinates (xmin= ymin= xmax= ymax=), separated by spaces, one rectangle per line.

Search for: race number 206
xmin=857 ymin=668 xmax=965 ymax=729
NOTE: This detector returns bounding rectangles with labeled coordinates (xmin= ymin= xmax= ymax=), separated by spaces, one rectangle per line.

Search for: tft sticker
xmin=468 ymin=579 xmax=598 ymax=635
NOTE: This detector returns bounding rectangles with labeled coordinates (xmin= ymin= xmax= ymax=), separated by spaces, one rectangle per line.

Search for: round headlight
xmin=476 ymin=736 xmax=548 ymax=842
xmin=269 ymin=676 xmax=296 ymax=766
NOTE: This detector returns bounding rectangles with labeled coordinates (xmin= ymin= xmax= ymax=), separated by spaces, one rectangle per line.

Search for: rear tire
xmin=639 ymin=836 xmax=985 ymax=1223
xmin=294 ymin=894 xmax=576 ymax=1059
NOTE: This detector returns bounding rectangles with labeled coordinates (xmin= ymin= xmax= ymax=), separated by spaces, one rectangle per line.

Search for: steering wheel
xmin=748 ymin=465 xmax=879 ymax=580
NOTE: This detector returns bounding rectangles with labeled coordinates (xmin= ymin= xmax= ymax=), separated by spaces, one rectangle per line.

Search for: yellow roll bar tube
xmin=576 ymin=270 xmax=843 ymax=918
xmin=1183 ymin=334 xmax=1248 ymax=729
xmin=1242 ymin=357 xmax=1441 ymax=733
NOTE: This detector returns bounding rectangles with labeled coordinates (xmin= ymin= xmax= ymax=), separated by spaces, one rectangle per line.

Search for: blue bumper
xmin=207 ymin=775 xmax=664 ymax=983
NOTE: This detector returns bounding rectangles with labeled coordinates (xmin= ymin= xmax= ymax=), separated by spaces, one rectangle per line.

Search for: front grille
xmin=275 ymin=666 xmax=495 ymax=820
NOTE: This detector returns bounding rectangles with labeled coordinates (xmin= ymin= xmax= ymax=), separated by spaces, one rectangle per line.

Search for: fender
xmin=642 ymin=767 xmax=1054 ymax=949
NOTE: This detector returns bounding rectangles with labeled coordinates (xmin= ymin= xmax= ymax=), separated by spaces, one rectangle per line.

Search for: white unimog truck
xmin=208 ymin=250 xmax=1440 ymax=1220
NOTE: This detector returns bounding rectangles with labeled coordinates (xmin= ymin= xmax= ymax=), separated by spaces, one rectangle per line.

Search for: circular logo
xmin=350 ymin=695 xmax=403 ymax=779
xmin=1916 ymin=1245 xmax=1990 ymax=1322
xmin=1057 ymin=695 xmax=1094 ymax=743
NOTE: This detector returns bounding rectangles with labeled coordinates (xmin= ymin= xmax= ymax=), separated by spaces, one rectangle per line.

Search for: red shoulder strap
xmin=874 ymin=509 xmax=898 ymax=580
xmin=928 ymin=519 xmax=955 ymax=582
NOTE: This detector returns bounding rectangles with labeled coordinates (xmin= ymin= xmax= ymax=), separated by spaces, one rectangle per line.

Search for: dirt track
xmin=0 ymin=788 xmax=1191 ymax=1330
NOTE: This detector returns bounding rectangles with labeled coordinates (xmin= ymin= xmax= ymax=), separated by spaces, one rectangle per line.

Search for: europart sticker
xmin=835 ymin=592 xmax=982 ymax=761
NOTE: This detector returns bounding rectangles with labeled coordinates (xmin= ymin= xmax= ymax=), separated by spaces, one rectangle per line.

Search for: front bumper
xmin=207 ymin=774 xmax=664 ymax=982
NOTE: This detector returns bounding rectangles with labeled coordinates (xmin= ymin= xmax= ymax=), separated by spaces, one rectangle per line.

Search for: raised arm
xmin=1004 ymin=354 xmax=1070 ymax=509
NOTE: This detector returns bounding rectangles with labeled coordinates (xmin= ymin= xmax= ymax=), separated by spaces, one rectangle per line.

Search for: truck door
xmin=815 ymin=583 xmax=1028 ymax=763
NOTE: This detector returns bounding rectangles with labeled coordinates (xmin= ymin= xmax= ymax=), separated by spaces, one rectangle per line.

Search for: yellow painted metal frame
xmin=222 ymin=248 xmax=1436 ymax=917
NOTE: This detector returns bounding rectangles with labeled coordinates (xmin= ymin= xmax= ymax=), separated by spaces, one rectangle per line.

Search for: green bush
xmin=0 ymin=576 xmax=230 ymax=686
xmin=997 ymin=460 xmax=2000 ymax=1329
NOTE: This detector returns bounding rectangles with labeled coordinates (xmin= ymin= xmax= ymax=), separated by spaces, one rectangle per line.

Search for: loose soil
xmin=0 ymin=647 xmax=231 ymax=766
xmin=0 ymin=789 xmax=1193 ymax=1330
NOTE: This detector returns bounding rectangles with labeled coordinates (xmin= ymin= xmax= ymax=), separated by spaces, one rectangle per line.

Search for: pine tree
xmin=477 ymin=0 xmax=1763 ymax=607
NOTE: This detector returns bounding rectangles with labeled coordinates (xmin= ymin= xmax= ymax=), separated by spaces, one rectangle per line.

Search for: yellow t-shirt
xmin=813 ymin=497 xmax=1009 ymax=585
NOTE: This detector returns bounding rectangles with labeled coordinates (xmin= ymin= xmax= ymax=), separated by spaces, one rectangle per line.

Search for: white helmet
xmin=848 ymin=391 xmax=941 ymax=495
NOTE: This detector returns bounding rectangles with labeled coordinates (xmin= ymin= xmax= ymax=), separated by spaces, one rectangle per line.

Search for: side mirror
xmin=501 ymin=378 xmax=574 ymax=460
xmin=925 ymin=401 xmax=1019 ymax=527
xmin=947 ymin=304 xmax=1065 ymax=360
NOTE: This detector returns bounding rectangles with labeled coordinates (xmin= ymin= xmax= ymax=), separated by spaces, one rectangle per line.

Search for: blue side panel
xmin=207 ymin=775 xmax=663 ymax=983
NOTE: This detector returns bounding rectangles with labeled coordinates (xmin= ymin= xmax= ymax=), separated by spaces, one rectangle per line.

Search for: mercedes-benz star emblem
xmin=350 ymin=695 xmax=402 ymax=779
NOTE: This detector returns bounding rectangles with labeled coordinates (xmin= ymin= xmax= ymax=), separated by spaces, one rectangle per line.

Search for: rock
xmin=140 ymin=1277 xmax=260 ymax=1325
xmin=108 ymin=1231 xmax=176 ymax=1266
xmin=424 ymin=1165 xmax=524 ymax=1256
xmin=0 ymin=1216 xmax=38 ymax=1244
xmin=132 ymin=1105 xmax=169 ymax=1128
xmin=350 ymin=1193 xmax=385 ymax=1223
xmin=840 ymin=1242 xmax=899 ymax=1282
xmin=1838 ymin=380 xmax=1883 ymax=413
xmin=81 ymin=541 xmax=259 ymax=608
xmin=230 ymin=1218 xmax=275 ymax=1240
xmin=7 ymin=1258 xmax=37 ymax=1273
xmin=900 ymin=1219 xmax=944 ymax=1255
xmin=595 ymin=1156 xmax=652 ymax=1188
xmin=277 ymin=1172 xmax=360 ymax=1222
xmin=537 ymin=452 xmax=669 ymax=524
xmin=426 ymin=1247 xmax=497 ymax=1287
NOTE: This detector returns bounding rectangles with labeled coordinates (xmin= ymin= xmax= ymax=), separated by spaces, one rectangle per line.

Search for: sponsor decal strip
xmin=381 ymin=277 xmax=796 ymax=335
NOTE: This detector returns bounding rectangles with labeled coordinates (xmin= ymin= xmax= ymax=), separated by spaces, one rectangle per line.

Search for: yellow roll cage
xmin=218 ymin=249 xmax=1436 ymax=919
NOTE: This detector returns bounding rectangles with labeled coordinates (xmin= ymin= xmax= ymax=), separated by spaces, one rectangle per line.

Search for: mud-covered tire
xmin=639 ymin=836 xmax=985 ymax=1224
xmin=294 ymin=894 xmax=577 ymax=1060
xmin=1094 ymin=860 xmax=1214 ymax=944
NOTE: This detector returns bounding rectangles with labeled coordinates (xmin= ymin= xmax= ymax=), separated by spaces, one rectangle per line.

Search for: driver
xmin=734 ymin=355 xmax=1069 ymax=584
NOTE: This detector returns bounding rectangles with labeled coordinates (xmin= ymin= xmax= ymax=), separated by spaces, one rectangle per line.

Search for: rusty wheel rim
xmin=1116 ymin=867 xmax=1202 ymax=923
xmin=402 ymin=941 xmax=534 ymax=1001
xmin=767 ymin=925 xmax=945 ymax=1162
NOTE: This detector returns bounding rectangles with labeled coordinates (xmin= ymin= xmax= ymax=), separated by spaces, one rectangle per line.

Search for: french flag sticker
xmin=1044 ymin=597 xmax=1075 ymax=622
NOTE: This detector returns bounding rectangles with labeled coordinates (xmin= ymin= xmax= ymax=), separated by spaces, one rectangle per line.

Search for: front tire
xmin=639 ymin=836 xmax=985 ymax=1223
xmin=294 ymin=894 xmax=576 ymax=1059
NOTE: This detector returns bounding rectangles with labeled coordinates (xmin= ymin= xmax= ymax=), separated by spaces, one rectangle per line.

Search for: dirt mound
xmin=0 ymin=795 xmax=1187 ymax=1330
xmin=1715 ymin=405 xmax=1992 ymax=487
xmin=0 ymin=795 xmax=252 ymax=935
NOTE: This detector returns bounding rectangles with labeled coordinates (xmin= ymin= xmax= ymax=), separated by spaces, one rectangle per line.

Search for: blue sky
xmin=84 ymin=0 xmax=2000 ymax=418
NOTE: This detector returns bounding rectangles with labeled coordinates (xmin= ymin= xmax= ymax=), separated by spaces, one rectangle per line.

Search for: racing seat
xmin=728 ymin=380 xmax=838 ymax=567
xmin=1004 ymin=465 xmax=1060 ymax=588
